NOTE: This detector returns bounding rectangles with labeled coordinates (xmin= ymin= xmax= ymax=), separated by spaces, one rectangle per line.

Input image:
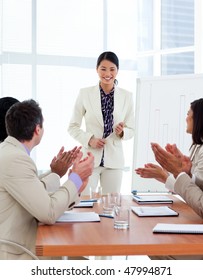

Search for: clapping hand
xmin=71 ymin=152 xmax=94 ymax=193
xmin=135 ymin=163 xmax=169 ymax=183
xmin=50 ymin=146 xmax=82 ymax=177
xmin=151 ymin=143 xmax=192 ymax=178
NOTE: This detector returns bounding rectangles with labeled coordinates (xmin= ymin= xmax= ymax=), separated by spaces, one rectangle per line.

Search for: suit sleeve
xmin=68 ymin=90 xmax=93 ymax=148
xmin=4 ymin=154 xmax=79 ymax=224
xmin=40 ymin=172 xmax=61 ymax=192
xmin=174 ymin=173 xmax=203 ymax=218
xmin=192 ymin=146 xmax=203 ymax=184
xmin=122 ymin=91 xmax=135 ymax=140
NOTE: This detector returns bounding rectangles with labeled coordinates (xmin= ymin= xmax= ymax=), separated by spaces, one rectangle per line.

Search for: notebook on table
xmin=56 ymin=211 xmax=100 ymax=222
xmin=153 ymin=223 xmax=203 ymax=234
xmin=131 ymin=206 xmax=179 ymax=217
xmin=74 ymin=201 xmax=94 ymax=208
xmin=133 ymin=195 xmax=173 ymax=204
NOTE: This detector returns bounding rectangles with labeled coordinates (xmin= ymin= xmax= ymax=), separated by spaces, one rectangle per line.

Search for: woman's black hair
xmin=191 ymin=98 xmax=203 ymax=144
xmin=96 ymin=51 xmax=119 ymax=69
xmin=0 ymin=97 xmax=19 ymax=141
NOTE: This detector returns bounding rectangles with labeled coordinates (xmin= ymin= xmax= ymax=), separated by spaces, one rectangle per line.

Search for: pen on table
xmin=131 ymin=190 xmax=137 ymax=195
xmin=99 ymin=214 xmax=114 ymax=219
xmin=134 ymin=195 xmax=142 ymax=199
xmin=80 ymin=199 xmax=97 ymax=203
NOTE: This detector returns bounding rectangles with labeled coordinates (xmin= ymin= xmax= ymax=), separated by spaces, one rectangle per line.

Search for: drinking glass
xmin=114 ymin=206 xmax=130 ymax=229
xmin=90 ymin=186 xmax=102 ymax=202
xmin=102 ymin=194 xmax=115 ymax=215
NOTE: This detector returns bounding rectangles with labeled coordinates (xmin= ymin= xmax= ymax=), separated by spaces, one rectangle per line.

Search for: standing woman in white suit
xmin=68 ymin=51 xmax=135 ymax=195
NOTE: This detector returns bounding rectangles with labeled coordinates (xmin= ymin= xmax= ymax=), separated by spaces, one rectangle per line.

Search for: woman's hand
xmin=135 ymin=163 xmax=169 ymax=183
xmin=115 ymin=122 xmax=124 ymax=137
xmin=88 ymin=137 xmax=106 ymax=149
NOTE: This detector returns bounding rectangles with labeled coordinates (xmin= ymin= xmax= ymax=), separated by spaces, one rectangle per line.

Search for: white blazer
xmin=68 ymin=84 xmax=135 ymax=168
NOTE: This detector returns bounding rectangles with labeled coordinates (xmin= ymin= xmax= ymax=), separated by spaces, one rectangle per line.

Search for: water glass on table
xmin=110 ymin=192 xmax=121 ymax=207
xmin=101 ymin=194 xmax=115 ymax=215
xmin=90 ymin=186 xmax=102 ymax=202
xmin=114 ymin=206 xmax=130 ymax=229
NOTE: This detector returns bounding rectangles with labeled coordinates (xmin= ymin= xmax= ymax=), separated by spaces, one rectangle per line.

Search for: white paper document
xmin=133 ymin=195 xmax=173 ymax=204
xmin=56 ymin=211 xmax=100 ymax=222
xmin=153 ymin=223 xmax=203 ymax=234
xmin=74 ymin=201 xmax=94 ymax=208
xmin=131 ymin=206 xmax=179 ymax=217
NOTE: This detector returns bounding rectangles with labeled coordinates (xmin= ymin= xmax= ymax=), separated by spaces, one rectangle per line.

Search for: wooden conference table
xmin=36 ymin=195 xmax=203 ymax=257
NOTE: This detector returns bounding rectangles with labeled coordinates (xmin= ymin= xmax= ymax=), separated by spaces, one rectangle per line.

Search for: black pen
xmin=99 ymin=214 xmax=114 ymax=219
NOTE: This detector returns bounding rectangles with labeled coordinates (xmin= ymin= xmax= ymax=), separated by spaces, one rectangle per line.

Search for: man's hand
xmin=50 ymin=146 xmax=81 ymax=177
xmin=71 ymin=152 xmax=94 ymax=193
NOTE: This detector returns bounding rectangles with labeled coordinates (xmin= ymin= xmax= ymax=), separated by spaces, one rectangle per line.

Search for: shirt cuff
xmin=192 ymin=173 xmax=196 ymax=183
xmin=176 ymin=172 xmax=187 ymax=180
xmin=68 ymin=172 xmax=82 ymax=192
xmin=165 ymin=174 xmax=176 ymax=192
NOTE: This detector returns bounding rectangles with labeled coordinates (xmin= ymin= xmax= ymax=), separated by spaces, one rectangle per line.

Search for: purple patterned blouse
xmin=99 ymin=85 xmax=114 ymax=166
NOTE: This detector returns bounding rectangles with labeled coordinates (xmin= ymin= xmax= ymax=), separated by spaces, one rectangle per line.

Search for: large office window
xmin=0 ymin=0 xmax=202 ymax=193
xmin=136 ymin=0 xmax=197 ymax=76
xmin=37 ymin=0 xmax=103 ymax=57
xmin=2 ymin=0 xmax=32 ymax=52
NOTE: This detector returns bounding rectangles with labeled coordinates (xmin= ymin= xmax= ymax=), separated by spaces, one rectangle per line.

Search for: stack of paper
xmin=56 ymin=211 xmax=100 ymax=222
xmin=153 ymin=223 xmax=203 ymax=234
xmin=131 ymin=206 xmax=179 ymax=217
xmin=74 ymin=201 xmax=94 ymax=208
xmin=133 ymin=195 xmax=173 ymax=204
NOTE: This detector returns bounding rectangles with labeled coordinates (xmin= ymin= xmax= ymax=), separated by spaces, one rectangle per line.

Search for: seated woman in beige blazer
xmin=141 ymin=98 xmax=203 ymax=260
xmin=135 ymin=98 xmax=203 ymax=194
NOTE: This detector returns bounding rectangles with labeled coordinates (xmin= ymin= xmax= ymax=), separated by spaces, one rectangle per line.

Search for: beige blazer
xmin=190 ymin=144 xmax=203 ymax=181
xmin=68 ymin=84 xmax=135 ymax=168
xmin=175 ymin=173 xmax=203 ymax=219
xmin=0 ymin=136 xmax=79 ymax=259
xmin=174 ymin=145 xmax=203 ymax=219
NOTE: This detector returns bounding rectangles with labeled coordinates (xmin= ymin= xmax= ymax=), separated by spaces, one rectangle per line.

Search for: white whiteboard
xmin=132 ymin=74 xmax=203 ymax=193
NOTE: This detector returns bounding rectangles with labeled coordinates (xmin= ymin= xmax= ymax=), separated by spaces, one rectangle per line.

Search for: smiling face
xmin=186 ymin=107 xmax=193 ymax=134
xmin=97 ymin=59 xmax=118 ymax=92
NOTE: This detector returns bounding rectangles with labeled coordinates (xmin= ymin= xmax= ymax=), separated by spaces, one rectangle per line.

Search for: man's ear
xmin=34 ymin=124 xmax=41 ymax=135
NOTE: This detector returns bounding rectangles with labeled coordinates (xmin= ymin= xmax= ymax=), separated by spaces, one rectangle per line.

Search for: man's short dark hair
xmin=6 ymin=99 xmax=43 ymax=141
